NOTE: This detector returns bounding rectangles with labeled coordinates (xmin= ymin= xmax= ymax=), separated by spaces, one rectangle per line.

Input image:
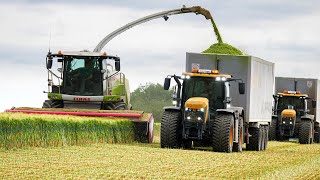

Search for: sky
xmin=0 ymin=0 xmax=320 ymax=111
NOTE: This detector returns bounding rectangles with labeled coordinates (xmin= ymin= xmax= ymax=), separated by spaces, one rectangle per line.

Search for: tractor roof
xmin=277 ymin=90 xmax=308 ymax=97
xmin=55 ymin=51 xmax=107 ymax=57
xmin=182 ymin=71 xmax=231 ymax=78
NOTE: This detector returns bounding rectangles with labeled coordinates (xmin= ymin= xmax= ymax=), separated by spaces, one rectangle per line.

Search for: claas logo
xmin=74 ymin=97 xmax=91 ymax=101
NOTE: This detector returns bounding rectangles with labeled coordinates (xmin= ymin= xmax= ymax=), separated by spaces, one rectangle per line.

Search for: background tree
xmin=131 ymin=83 xmax=173 ymax=122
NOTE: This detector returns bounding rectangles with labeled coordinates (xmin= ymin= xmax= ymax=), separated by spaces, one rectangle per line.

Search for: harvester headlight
xmin=197 ymin=117 xmax=202 ymax=121
xmin=187 ymin=116 xmax=191 ymax=120
xmin=172 ymin=101 xmax=177 ymax=105
xmin=216 ymin=77 xmax=221 ymax=81
xmin=200 ymin=108 xmax=205 ymax=112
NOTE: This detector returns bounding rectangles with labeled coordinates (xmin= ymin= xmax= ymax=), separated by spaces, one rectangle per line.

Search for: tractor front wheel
xmin=212 ymin=114 xmax=234 ymax=153
xmin=299 ymin=120 xmax=313 ymax=144
xmin=160 ymin=110 xmax=182 ymax=149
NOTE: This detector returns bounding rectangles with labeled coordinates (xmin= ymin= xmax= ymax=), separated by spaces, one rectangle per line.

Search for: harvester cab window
xmin=183 ymin=77 xmax=225 ymax=111
xmin=63 ymin=56 xmax=102 ymax=96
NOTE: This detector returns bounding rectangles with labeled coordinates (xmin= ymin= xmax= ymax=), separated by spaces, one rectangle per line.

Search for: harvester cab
xmin=161 ymin=68 xmax=247 ymax=153
xmin=270 ymin=90 xmax=316 ymax=143
xmin=45 ymin=50 xmax=131 ymax=110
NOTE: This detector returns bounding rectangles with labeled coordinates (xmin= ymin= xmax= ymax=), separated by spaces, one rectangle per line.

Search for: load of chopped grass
xmin=204 ymin=19 xmax=244 ymax=55
xmin=202 ymin=43 xmax=244 ymax=55
xmin=0 ymin=112 xmax=135 ymax=149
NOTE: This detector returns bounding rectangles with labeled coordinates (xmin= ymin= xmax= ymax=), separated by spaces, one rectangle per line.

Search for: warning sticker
xmin=307 ymin=81 xmax=313 ymax=88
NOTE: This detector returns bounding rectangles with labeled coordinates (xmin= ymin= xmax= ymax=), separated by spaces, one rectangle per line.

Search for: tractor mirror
xmin=47 ymin=57 xmax=53 ymax=69
xmin=312 ymin=100 xmax=317 ymax=108
xmin=164 ymin=78 xmax=171 ymax=90
xmin=115 ymin=61 xmax=120 ymax=71
xmin=239 ymin=82 xmax=245 ymax=94
xmin=57 ymin=68 xmax=62 ymax=73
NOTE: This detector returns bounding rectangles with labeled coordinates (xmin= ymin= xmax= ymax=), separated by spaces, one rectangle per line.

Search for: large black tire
xmin=269 ymin=118 xmax=277 ymax=140
xmin=232 ymin=117 xmax=243 ymax=152
xmin=113 ymin=102 xmax=127 ymax=110
xmin=160 ymin=111 xmax=182 ymax=148
xmin=263 ymin=125 xmax=269 ymax=150
xmin=212 ymin=114 xmax=234 ymax=153
xmin=42 ymin=100 xmax=63 ymax=108
xmin=299 ymin=120 xmax=313 ymax=144
xmin=314 ymin=124 xmax=320 ymax=143
xmin=246 ymin=126 xmax=263 ymax=151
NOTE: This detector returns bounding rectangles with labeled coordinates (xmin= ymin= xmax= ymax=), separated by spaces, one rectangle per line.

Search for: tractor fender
xmin=217 ymin=107 xmax=243 ymax=118
xmin=163 ymin=106 xmax=181 ymax=111
xmin=301 ymin=114 xmax=314 ymax=121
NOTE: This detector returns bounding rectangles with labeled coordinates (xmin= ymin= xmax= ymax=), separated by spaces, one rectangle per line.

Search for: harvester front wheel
xmin=160 ymin=110 xmax=182 ymax=149
xmin=269 ymin=118 xmax=277 ymax=140
xmin=212 ymin=114 xmax=234 ymax=153
xmin=299 ymin=120 xmax=313 ymax=144
xmin=42 ymin=100 xmax=63 ymax=108
xmin=114 ymin=102 xmax=127 ymax=110
xmin=246 ymin=126 xmax=263 ymax=151
xmin=232 ymin=117 xmax=243 ymax=152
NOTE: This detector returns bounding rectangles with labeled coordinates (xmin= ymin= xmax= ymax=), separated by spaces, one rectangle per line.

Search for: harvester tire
xmin=299 ymin=120 xmax=313 ymax=144
xmin=114 ymin=102 xmax=127 ymax=110
xmin=246 ymin=126 xmax=262 ymax=151
xmin=42 ymin=100 xmax=63 ymax=108
xmin=212 ymin=114 xmax=234 ymax=153
xmin=42 ymin=100 xmax=52 ymax=108
xmin=232 ymin=117 xmax=243 ymax=152
xmin=269 ymin=118 xmax=277 ymax=141
xmin=160 ymin=110 xmax=182 ymax=149
xmin=315 ymin=124 xmax=320 ymax=143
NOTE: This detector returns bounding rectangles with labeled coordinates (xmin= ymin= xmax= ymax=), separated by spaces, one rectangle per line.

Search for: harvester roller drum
xmin=232 ymin=117 xmax=243 ymax=152
xmin=160 ymin=110 xmax=182 ymax=149
xmin=211 ymin=114 xmax=234 ymax=153
xmin=299 ymin=120 xmax=313 ymax=144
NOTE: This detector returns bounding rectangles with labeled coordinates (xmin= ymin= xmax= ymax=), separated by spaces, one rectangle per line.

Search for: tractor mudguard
xmin=163 ymin=106 xmax=181 ymax=111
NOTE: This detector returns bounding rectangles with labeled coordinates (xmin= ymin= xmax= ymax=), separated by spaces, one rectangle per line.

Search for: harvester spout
xmin=180 ymin=6 xmax=213 ymax=20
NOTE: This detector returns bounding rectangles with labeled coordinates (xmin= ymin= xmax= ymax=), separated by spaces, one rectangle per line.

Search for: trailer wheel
xmin=299 ymin=120 xmax=313 ymax=144
xmin=314 ymin=123 xmax=320 ymax=143
xmin=232 ymin=117 xmax=243 ymax=152
xmin=246 ymin=126 xmax=263 ymax=151
xmin=160 ymin=110 xmax=182 ymax=148
xmin=114 ymin=102 xmax=127 ymax=110
xmin=212 ymin=114 xmax=234 ymax=153
xmin=269 ymin=118 xmax=277 ymax=140
xmin=263 ymin=125 xmax=269 ymax=150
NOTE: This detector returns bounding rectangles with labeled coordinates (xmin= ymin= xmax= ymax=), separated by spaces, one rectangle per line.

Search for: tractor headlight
xmin=187 ymin=116 xmax=191 ymax=120
xmin=184 ymin=109 xmax=205 ymax=122
xmin=172 ymin=101 xmax=177 ymax=105
xmin=197 ymin=117 xmax=202 ymax=120
xmin=200 ymin=108 xmax=205 ymax=112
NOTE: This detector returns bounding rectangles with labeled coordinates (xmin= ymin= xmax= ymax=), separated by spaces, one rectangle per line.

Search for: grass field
xmin=1 ymin=140 xmax=320 ymax=179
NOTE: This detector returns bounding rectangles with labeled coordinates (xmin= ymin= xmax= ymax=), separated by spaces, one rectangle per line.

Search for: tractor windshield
xmin=63 ymin=56 xmax=103 ymax=96
xmin=182 ymin=77 xmax=225 ymax=110
xmin=277 ymin=96 xmax=305 ymax=111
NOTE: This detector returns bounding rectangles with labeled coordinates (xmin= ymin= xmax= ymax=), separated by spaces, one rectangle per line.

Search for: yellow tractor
xmin=270 ymin=90 xmax=316 ymax=144
xmin=161 ymin=69 xmax=248 ymax=153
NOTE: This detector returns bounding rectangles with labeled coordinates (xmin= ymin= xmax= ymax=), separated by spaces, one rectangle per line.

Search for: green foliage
xmin=0 ymin=113 xmax=135 ymax=149
xmin=131 ymin=83 xmax=173 ymax=122
xmin=202 ymin=43 xmax=244 ymax=55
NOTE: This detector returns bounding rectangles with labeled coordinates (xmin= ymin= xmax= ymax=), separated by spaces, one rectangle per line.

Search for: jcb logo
xmin=74 ymin=97 xmax=91 ymax=101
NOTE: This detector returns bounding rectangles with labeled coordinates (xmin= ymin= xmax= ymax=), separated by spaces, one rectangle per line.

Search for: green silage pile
xmin=0 ymin=113 xmax=135 ymax=149
xmin=203 ymin=19 xmax=243 ymax=55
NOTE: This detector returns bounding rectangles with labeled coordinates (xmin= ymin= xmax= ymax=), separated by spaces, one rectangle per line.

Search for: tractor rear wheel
xmin=314 ymin=123 xmax=320 ymax=143
xmin=246 ymin=126 xmax=263 ymax=151
xmin=160 ymin=110 xmax=182 ymax=148
xmin=299 ymin=120 xmax=313 ymax=144
xmin=269 ymin=118 xmax=278 ymax=140
xmin=232 ymin=117 xmax=243 ymax=152
xmin=212 ymin=114 xmax=234 ymax=153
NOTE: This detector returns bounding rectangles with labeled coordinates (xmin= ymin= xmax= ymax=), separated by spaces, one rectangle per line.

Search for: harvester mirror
xmin=57 ymin=68 xmax=62 ymax=73
xmin=46 ymin=57 xmax=53 ymax=69
xmin=115 ymin=61 xmax=120 ymax=71
xmin=164 ymin=78 xmax=171 ymax=90
xmin=239 ymin=82 xmax=245 ymax=94
xmin=312 ymin=100 xmax=317 ymax=108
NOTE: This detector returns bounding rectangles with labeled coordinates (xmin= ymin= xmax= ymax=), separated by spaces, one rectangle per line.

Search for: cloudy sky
xmin=0 ymin=0 xmax=319 ymax=111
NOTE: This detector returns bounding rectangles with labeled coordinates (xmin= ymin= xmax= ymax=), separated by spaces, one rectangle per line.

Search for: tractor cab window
xmin=63 ymin=56 xmax=102 ymax=96
xmin=277 ymin=96 xmax=304 ymax=111
xmin=182 ymin=77 xmax=225 ymax=110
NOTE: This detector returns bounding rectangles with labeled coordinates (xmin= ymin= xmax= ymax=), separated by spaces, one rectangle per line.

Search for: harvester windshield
xmin=64 ymin=57 xmax=103 ymax=96
xmin=182 ymin=77 xmax=225 ymax=110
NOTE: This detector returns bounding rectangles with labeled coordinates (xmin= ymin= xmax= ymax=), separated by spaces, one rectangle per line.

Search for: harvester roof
xmin=183 ymin=69 xmax=231 ymax=79
xmin=277 ymin=90 xmax=308 ymax=97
